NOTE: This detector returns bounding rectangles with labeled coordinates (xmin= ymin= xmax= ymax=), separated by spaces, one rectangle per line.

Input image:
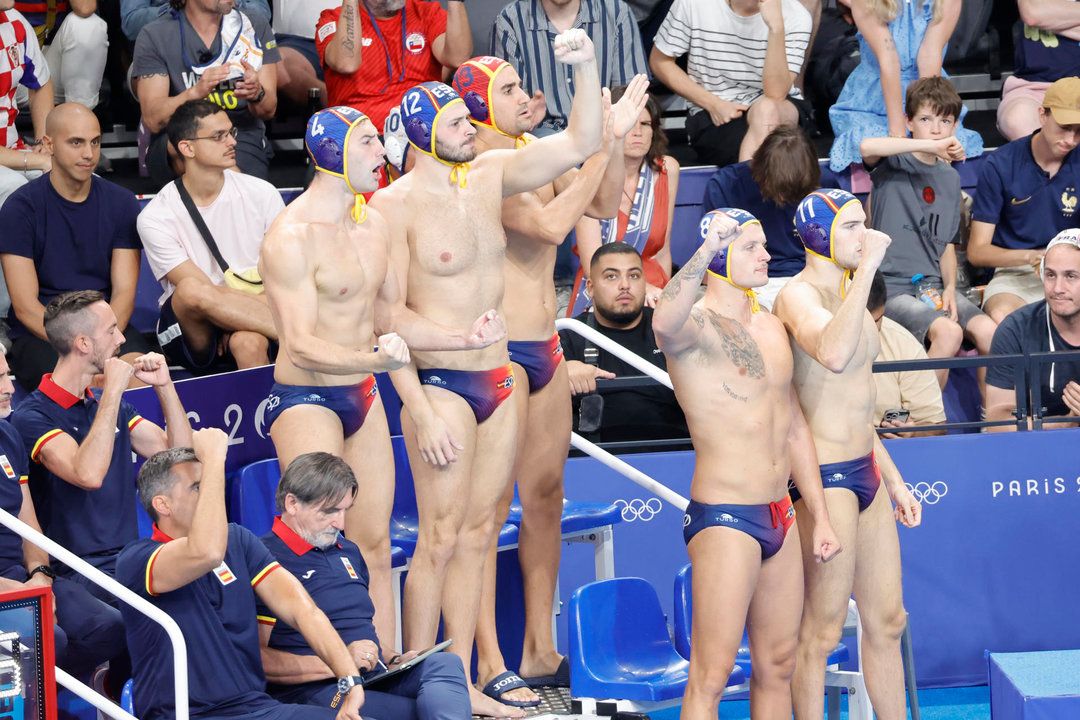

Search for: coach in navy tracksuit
xmin=257 ymin=452 xmax=471 ymax=720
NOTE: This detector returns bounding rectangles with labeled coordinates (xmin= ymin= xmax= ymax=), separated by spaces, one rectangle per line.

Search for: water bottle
xmin=911 ymin=274 xmax=943 ymax=310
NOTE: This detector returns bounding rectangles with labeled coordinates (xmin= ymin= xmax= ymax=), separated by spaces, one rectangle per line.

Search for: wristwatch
xmin=336 ymin=675 xmax=364 ymax=696
xmin=28 ymin=565 xmax=55 ymax=580
xmin=253 ymin=86 xmax=266 ymax=104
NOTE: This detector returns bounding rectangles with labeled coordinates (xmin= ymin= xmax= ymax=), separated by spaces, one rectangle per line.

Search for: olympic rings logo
xmin=615 ymin=498 xmax=663 ymax=522
xmin=906 ymin=481 xmax=948 ymax=505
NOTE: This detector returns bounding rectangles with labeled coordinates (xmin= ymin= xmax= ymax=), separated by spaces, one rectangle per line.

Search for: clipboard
xmin=362 ymin=639 xmax=454 ymax=687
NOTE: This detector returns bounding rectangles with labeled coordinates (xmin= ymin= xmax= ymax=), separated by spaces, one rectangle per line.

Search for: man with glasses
xmin=137 ymin=99 xmax=285 ymax=374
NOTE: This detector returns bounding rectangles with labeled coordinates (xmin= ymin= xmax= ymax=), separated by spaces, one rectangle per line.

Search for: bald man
xmin=0 ymin=103 xmax=149 ymax=391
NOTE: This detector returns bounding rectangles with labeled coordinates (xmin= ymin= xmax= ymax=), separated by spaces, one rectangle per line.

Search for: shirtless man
xmin=369 ymin=29 xmax=605 ymax=717
xmin=451 ymin=56 xmax=648 ymax=704
xmin=652 ymin=209 xmax=840 ymax=720
xmin=773 ymin=189 xmax=922 ymax=720
xmin=258 ymin=106 xmax=505 ymax=653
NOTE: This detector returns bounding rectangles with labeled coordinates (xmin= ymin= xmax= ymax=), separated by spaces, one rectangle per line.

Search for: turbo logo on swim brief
xmin=906 ymin=481 xmax=948 ymax=505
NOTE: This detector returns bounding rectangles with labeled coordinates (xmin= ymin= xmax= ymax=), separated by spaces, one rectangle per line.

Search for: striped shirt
xmin=491 ymin=0 xmax=648 ymax=134
xmin=653 ymin=0 xmax=810 ymax=110
xmin=0 ymin=9 xmax=49 ymax=149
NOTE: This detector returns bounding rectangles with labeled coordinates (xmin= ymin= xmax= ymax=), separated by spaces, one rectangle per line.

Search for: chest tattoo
xmin=705 ymin=309 xmax=766 ymax=379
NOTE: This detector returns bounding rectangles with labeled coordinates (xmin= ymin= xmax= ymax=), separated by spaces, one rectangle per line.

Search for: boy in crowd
xmin=860 ymin=77 xmax=997 ymax=391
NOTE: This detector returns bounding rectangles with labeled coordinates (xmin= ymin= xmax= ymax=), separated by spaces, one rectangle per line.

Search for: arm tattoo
xmin=660 ymin=250 xmax=710 ymax=304
xmin=705 ymin=309 xmax=766 ymax=379
xmin=138 ymin=72 xmax=169 ymax=79
xmin=342 ymin=0 xmax=357 ymax=53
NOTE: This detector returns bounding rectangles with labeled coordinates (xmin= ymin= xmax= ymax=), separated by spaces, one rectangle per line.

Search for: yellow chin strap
xmin=707 ymin=270 xmax=761 ymax=314
xmin=806 ymin=247 xmax=852 ymax=300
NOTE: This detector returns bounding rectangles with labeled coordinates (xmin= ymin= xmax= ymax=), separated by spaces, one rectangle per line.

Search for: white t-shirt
xmin=137 ymin=170 xmax=285 ymax=306
xmin=653 ymin=0 xmax=811 ymax=109
xmin=272 ymin=0 xmax=339 ymax=38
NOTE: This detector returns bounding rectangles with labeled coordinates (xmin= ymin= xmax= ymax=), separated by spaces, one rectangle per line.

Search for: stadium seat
xmin=231 ymin=457 xmax=281 ymax=538
xmin=506 ymin=489 xmax=621 ymax=580
xmin=568 ymin=576 xmax=745 ymax=703
xmin=121 ymin=678 xmax=134 ymax=714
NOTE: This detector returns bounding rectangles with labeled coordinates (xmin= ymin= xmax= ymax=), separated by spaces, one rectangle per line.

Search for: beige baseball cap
xmin=1044 ymin=77 xmax=1080 ymax=126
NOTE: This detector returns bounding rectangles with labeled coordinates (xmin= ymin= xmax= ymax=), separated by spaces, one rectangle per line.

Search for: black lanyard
xmin=361 ymin=0 xmax=407 ymax=93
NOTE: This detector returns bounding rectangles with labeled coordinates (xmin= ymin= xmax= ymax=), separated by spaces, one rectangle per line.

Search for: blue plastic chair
xmin=568 ymin=577 xmax=745 ymax=702
xmin=121 ymin=678 xmax=134 ymax=714
xmin=506 ymin=490 xmax=622 ymax=536
xmin=230 ymin=457 xmax=281 ymax=538
xmin=672 ymin=563 xmax=849 ymax=670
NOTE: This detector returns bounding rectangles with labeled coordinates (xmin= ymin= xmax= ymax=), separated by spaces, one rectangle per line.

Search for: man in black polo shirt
xmin=118 ymin=430 xmax=368 ymax=720
xmin=0 ymin=344 xmax=127 ymax=691
xmin=0 ymin=103 xmax=150 ymax=391
xmin=257 ymin=452 xmax=470 ymax=720
xmin=559 ymin=243 xmax=688 ymax=443
xmin=986 ymin=229 xmax=1080 ymax=429
xmin=12 ymin=290 xmax=192 ymax=595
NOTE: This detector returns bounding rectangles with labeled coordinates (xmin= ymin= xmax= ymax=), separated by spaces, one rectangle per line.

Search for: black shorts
xmin=686 ymin=95 xmax=812 ymax=167
xmin=156 ymin=293 xmax=224 ymax=374
xmin=276 ymin=34 xmax=324 ymax=81
xmin=10 ymin=331 xmax=152 ymax=392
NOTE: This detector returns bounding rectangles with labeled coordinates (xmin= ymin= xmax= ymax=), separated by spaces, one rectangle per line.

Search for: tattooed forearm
xmin=705 ymin=309 xmax=765 ymax=378
xmin=341 ymin=0 xmax=357 ymax=53
xmin=660 ymin=250 xmax=710 ymax=304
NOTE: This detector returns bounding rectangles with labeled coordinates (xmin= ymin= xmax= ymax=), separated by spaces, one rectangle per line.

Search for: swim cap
xmin=306 ymin=106 xmax=371 ymax=223
xmin=383 ymin=105 xmax=410 ymax=176
xmin=453 ymin=56 xmax=522 ymax=141
xmin=794 ymin=189 xmax=862 ymax=263
xmin=702 ymin=208 xmax=762 ymax=313
xmin=401 ymin=82 xmax=470 ymax=186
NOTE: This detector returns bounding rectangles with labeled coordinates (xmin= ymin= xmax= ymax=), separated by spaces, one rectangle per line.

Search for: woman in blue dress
xmin=829 ymin=0 xmax=982 ymax=172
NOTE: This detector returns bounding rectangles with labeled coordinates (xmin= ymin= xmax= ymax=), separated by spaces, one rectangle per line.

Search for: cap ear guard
xmin=405 ymin=115 xmax=432 ymax=152
xmin=463 ymin=90 xmax=490 ymax=123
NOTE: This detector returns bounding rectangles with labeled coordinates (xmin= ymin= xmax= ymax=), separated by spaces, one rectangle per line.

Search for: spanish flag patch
xmin=0 ymin=456 xmax=14 ymax=480
xmin=213 ymin=561 xmax=236 ymax=586
xmin=341 ymin=556 xmax=358 ymax=580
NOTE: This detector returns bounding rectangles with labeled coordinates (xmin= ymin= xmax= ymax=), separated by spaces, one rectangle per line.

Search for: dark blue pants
xmin=197 ymin=693 xmax=340 ymax=720
xmin=270 ymin=653 xmax=471 ymax=720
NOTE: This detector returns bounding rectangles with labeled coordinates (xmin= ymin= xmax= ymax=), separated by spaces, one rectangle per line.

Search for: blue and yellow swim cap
xmin=306 ymin=105 xmax=372 ymax=223
xmin=400 ymin=82 xmax=470 ymax=186
xmin=702 ymin=208 xmax=762 ymax=313
xmin=794 ymin=189 xmax=861 ymax=263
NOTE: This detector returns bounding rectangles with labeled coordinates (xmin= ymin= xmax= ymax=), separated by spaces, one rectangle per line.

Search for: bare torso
xmin=785 ymin=276 xmax=880 ymax=464
xmin=371 ymin=158 xmax=511 ymax=371
xmin=266 ymin=197 xmax=390 ymax=387
xmin=503 ymin=181 xmax=560 ymax=342
xmin=667 ymin=302 xmax=796 ymax=505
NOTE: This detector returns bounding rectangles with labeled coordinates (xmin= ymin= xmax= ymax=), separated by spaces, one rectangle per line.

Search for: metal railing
xmin=555 ymin=319 xmax=689 ymax=511
xmin=0 ymin=508 xmax=189 ymax=720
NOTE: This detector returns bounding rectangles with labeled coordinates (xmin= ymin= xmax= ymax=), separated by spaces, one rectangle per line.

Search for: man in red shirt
xmin=315 ymin=0 xmax=472 ymax=127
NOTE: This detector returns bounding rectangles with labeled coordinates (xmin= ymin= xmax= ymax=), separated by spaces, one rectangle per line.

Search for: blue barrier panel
xmin=557 ymin=431 xmax=1080 ymax=688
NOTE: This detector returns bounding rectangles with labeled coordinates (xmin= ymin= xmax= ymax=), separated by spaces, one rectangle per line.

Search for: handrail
xmin=55 ymin=668 xmax=137 ymax=720
xmin=555 ymin=319 xmax=689 ymax=510
xmin=0 ymin=508 xmax=190 ymax=720
xmin=555 ymin=318 xmax=673 ymax=389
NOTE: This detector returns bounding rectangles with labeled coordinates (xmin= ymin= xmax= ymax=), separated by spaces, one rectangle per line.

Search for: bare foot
xmin=477 ymin=668 xmax=540 ymax=706
xmin=468 ymin=685 xmax=527 ymax=718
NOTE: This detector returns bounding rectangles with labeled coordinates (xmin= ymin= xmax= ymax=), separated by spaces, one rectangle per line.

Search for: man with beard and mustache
xmin=559 ymin=243 xmax=687 ymax=443
xmin=259 ymin=105 xmax=505 ymax=656
xmin=369 ymin=28 xmax=603 ymax=717
xmin=11 ymin=290 xmax=192 ymax=598
xmin=257 ymin=452 xmax=471 ymax=720
xmin=986 ymin=229 xmax=1080 ymax=429
xmin=315 ymin=0 xmax=472 ymax=128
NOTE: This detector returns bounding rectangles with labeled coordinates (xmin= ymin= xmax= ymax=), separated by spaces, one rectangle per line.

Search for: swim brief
xmin=682 ymin=495 xmax=795 ymax=559
xmin=418 ymin=365 xmax=515 ymax=423
xmin=789 ymin=451 xmax=881 ymax=512
xmin=264 ymin=376 xmax=379 ymax=437
xmin=507 ymin=334 xmax=563 ymax=393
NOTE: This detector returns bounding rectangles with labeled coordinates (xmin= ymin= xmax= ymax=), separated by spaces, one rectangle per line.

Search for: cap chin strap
xmin=314 ymin=165 xmax=369 ymax=224
xmin=805 ymin=247 xmax=852 ymax=299
xmin=708 ymin=270 xmax=760 ymax=314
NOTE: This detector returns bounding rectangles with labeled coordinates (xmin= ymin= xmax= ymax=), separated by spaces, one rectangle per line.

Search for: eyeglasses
xmin=186 ymin=127 xmax=239 ymax=143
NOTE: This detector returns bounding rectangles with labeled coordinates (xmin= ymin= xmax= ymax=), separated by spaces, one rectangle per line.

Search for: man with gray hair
xmin=11 ymin=290 xmax=192 ymax=594
xmin=119 ymin=430 xmax=368 ymax=720
xmin=257 ymin=452 xmax=471 ymax=720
